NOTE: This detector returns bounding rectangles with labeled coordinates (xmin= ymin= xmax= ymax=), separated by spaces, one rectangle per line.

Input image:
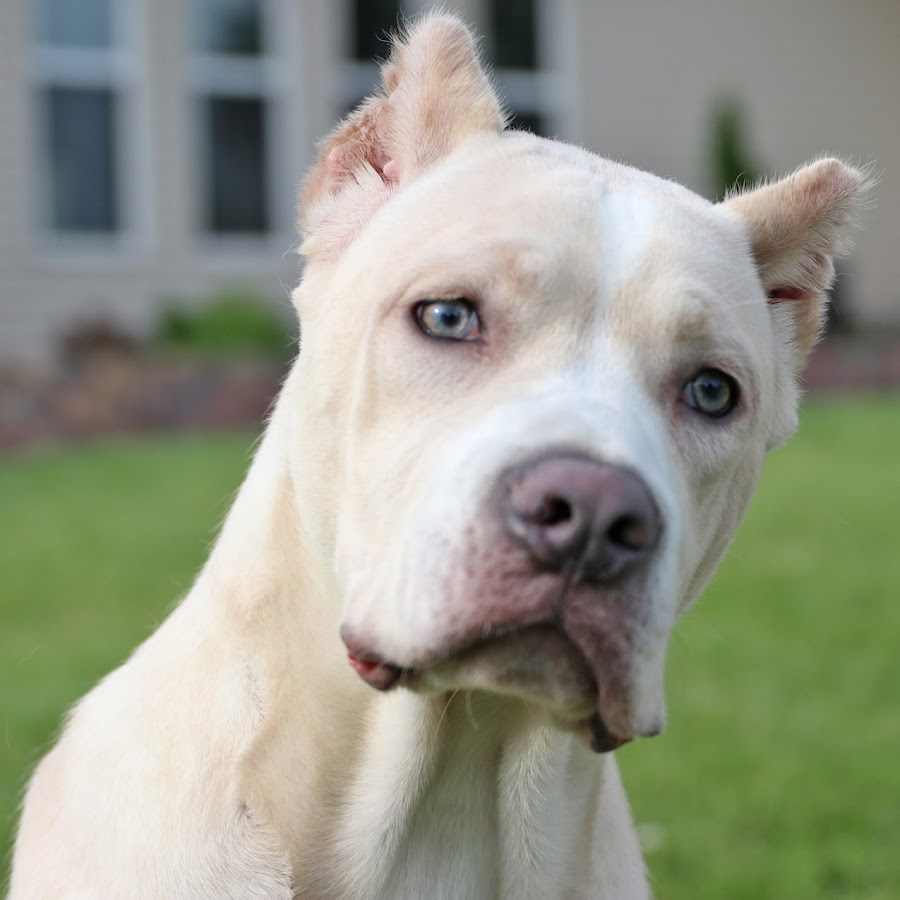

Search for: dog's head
xmin=287 ymin=16 xmax=868 ymax=751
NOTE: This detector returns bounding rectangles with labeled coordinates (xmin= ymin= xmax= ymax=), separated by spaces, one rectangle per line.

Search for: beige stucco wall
xmin=0 ymin=0 xmax=897 ymax=364
xmin=0 ymin=0 xmax=338 ymax=364
xmin=569 ymin=0 xmax=899 ymax=326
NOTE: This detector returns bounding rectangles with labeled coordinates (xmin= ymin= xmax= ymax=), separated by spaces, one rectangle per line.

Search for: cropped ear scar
xmin=382 ymin=159 xmax=400 ymax=183
xmin=767 ymin=286 xmax=806 ymax=302
xmin=323 ymin=142 xmax=399 ymax=186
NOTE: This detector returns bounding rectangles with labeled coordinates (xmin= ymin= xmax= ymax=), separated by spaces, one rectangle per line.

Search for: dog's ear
xmin=299 ymin=14 xmax=505 ymax=260
xmin=724 ymin=159 xmax=871 ymax=446
xmin=725 ymin=158 xmax=870 ymax=370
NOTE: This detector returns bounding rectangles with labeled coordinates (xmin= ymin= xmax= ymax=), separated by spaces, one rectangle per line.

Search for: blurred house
xmin=0 ymin=0 xmax=897 ymax=364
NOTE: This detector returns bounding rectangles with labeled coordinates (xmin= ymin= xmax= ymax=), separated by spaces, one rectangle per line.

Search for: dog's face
xmin=288 ymin=17 xmax=866 ymax=750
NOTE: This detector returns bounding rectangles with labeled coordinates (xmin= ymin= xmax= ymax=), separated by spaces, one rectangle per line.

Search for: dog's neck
xmin=193 ymin=400 xmax=620 ymax=899
xmin=315 ymin=690 xmax=607 ymax=900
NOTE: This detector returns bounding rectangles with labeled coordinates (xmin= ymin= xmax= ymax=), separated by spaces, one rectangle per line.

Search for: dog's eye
xmin=682 ymin=369 xmax=739 ymax=418
xmin=414 ymin=298 xmax=480 ymax=341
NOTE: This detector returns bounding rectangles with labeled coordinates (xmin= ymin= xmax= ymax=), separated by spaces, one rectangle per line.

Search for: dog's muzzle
xmin=344 ymin=454 xmax=666 ymax=751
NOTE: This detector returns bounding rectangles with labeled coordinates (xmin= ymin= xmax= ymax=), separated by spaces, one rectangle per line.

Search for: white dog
xmin=11 ymin=15 xmax=868 ymax=900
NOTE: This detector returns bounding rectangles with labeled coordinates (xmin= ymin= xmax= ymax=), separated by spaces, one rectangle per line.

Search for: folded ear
xmin=725 ymin=158 xmax=871 ymax=447
xmin=725 ymin=158 xmax=871 ymax=372
xmin=299 ymin=14 xmax=505 ymax=260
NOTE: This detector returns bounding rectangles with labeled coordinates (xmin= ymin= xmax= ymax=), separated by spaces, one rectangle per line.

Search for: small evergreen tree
xmin=710 ymin=99 xmax=762 ymax=200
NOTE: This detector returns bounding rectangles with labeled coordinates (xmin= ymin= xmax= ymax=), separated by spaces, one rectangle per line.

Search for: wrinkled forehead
xmin=349 ymin=135 xmax=769 ymax=352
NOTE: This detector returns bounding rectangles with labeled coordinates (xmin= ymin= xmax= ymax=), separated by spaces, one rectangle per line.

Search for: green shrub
xmin=709 ymin=98 xmax=763 ymax=200
xmin=158 ymin=292 xmax=294 ymax=359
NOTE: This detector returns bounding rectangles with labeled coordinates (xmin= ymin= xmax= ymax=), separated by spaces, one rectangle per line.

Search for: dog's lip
xmin=346 ymin=653 xmax=405 ymax=691
xmin=344 ymin=623 xmax=638 ymax=752
xmin=586 ymin=712 xmax=633 ymax=752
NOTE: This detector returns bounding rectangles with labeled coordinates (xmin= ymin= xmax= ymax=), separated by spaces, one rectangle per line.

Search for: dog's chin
xmin=347 ymin=624 xmax=643 ymax=753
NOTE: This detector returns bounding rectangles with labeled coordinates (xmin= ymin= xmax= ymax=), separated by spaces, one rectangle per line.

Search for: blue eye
xmin=683 ymin=369 xmax=739 ymax=418
xmin=414 ymin=298 xmax=480 ymax=341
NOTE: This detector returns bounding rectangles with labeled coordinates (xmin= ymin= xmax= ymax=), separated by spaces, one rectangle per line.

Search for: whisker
xmin=436 ymin=689 xmax=460 ymax=734
xmin=464 ymin=690 xmax=480 ymax=732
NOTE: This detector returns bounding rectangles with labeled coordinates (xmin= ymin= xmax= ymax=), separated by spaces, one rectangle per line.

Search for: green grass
xmin=621 ymin=396 xmax=900 ymax=899
xmin=0 ymin=431 xmax=257 ymax=884
xmin=2 ymin=398 xmax=898 ymax=896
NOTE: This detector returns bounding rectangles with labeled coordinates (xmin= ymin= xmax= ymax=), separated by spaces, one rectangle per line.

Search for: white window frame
xmin=480 ymin=0 xmax=564 ymax=138
xmin=337 ymin=0 xmax=574 ymax=140
xmin=31 ymin=0 xmax=150 ymax=259
xmin=187 ymin=0 xmax=294 ymax=254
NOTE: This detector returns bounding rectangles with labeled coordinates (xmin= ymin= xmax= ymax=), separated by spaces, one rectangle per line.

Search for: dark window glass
xmin=352 ymin=0 xmax=402 ymax=61
xmin=489 ymin=0 xmax=537 ymax=69
xmin=192 ymin=0 xmax=263 ymax=55
xmin=37 ymin=0 xmax=112 ymax=48
xmin=506 ymin=109 xmax=545 ymax=136
xmin=45 ymin=87 xmax=118 ymax=231
xmin=204 ymin=97 xmax=269 ymax=233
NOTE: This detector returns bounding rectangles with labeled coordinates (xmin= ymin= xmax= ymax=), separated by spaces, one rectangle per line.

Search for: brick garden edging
xmin=1 ymin=336 xmax=898 ymax=453
xmin=804 ymin=337 xmax=900 ymax=391
xmin=0 ymin=354 xmax=285 ymax=452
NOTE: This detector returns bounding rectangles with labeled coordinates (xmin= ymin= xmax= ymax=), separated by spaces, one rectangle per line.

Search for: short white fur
xmin=10 ymin=14 xmax=869 ymax=900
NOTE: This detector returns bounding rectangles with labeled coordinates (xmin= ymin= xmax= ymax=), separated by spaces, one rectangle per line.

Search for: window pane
xmin=204 ymin=97 xmax=269 ymax=233
xmin=45 ymin=87 xmax=118 ymax=231
xmin=352 ymin=0 xmax=402 ymax=61
xmin=490 ymin=0 xmax=537 ymax=69
xmin=37 ymin=0 xmax=113 ymax=48
xmin=192 ymin=0 xmax=263 ymax=55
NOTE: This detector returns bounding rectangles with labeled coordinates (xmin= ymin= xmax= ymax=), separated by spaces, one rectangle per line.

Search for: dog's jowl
xmin=10 ymin=15 xmax=870 ymax=900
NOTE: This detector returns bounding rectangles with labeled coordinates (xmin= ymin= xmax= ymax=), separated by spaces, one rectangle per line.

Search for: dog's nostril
xmin=532 ymin=494 xmax=573 ymax=527
xmin=502 ymin=455 xmax=661 ymax=580
xmin=607 ymin=514 xmax=655 ymax=552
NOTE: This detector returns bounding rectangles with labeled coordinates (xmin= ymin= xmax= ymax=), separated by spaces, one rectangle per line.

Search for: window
xmin=37 ymin=0 xmax=113 ymax=48
xmin=486 ymin=0 xmax=550 ymax=135
xmin=206 ymin=97 xmax=268 ymax=232
xmin=341 ymin=1 xmax=560 ymax=138
xmin=192 ymin=0 xmax=264 ymax=55
xmin=351 ymin=0 xmax=401 ymax=62
xmin=339 ymin=0 xmax=402 ymax=115
xmin=34 ymin=0 xmax=128 ymax=234
xmin=45 ymin=86 xmax=119 ymax=231
xmin=190 ymin=0 xmax=274 ymax=235
xmin=489 ymin=0 xmax=537 ymax=70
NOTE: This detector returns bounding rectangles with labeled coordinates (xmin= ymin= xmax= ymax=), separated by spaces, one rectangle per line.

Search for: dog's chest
xmin=376 ymin=761 xmax=503 ymax=900
xmin=334 ymin=700 xmax=585 ymax=900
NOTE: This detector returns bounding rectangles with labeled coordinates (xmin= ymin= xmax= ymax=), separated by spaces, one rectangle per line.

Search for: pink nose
xmin=502 ymin=455 xmax=661 ymax=582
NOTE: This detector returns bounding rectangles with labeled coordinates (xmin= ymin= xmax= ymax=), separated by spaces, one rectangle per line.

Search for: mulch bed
xmin=1 ymin=336 xmax=898 ymax=453
xmin=0 ymin=354 xmax=285 ymax=453
xmin=804 ymin=336 xmax=900 ymax=391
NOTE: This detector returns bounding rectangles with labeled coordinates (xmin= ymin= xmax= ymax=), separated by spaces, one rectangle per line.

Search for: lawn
xmin=2 ymin=397 xmax=898 ymax=897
